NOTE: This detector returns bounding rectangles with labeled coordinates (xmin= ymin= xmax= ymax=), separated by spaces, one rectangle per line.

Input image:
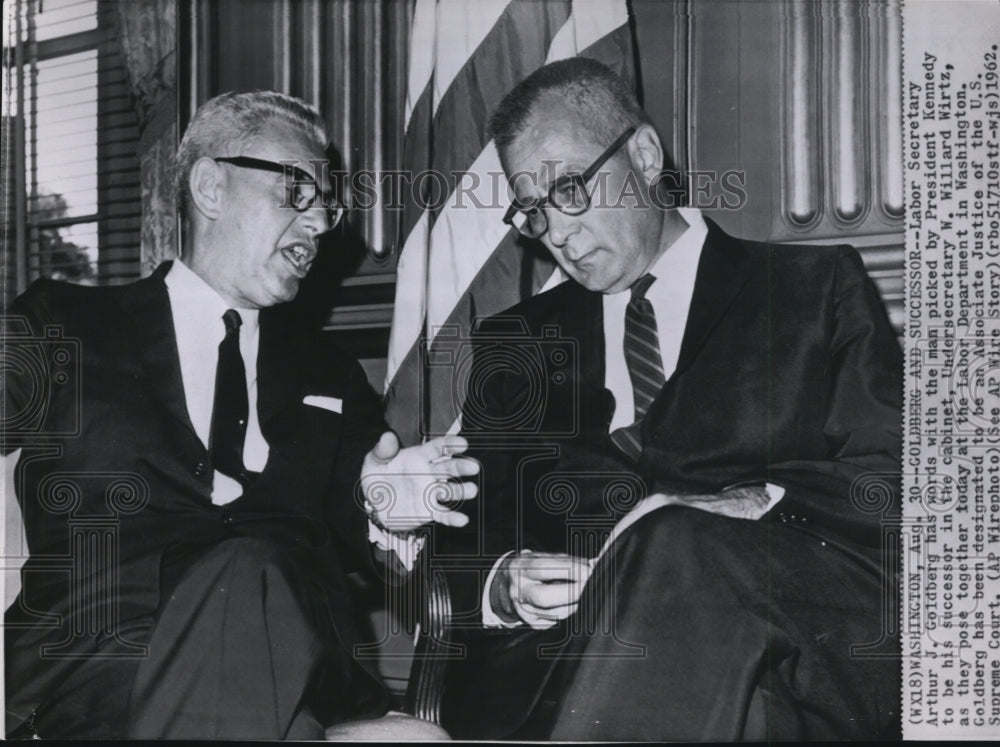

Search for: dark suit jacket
xmin=3 ymin=261 xmax=386 ymax=726
xmin=441 ymin=221 xmax=902 ymax=621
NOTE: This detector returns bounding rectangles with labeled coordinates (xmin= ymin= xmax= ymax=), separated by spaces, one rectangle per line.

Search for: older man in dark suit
xmin=3 ymin=90 xmax=477 ymax=740
xmin=438 ymin=58 xmax=901 ymax=740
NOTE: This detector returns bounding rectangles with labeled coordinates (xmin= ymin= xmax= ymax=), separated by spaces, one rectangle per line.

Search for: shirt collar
xmin=164 ymin=259 xmax=260 ymax=338
xmin=645 ymin=206 xmax=708 ymax=285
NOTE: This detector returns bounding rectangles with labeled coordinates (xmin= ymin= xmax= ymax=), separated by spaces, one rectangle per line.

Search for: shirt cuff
xmin=764 ymin=482 xmax=786 ymax=513
xmin=367 ymin=520 xmax=426 ymax=572
xmin=481 ymin=550 xmax=522 ymax=628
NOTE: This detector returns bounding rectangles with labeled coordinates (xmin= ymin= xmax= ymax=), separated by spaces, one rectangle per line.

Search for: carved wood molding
xmin=778 ymin=0 xmax=904 ymax=235
xmin=781 ymin=0 xmax=822 ymax=229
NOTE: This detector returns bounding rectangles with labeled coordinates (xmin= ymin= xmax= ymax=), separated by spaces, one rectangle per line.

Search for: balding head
xmin=488 ymin=58 xmax=650 ymax=163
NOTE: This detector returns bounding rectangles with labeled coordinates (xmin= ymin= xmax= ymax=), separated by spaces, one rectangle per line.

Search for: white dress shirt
xmin=164 ymin=259 xmax=266 ymax=505
xmin=164 ymin=260 xmax=421 ymax=566
xmin=603 ymin=206 xmax=707 ymax=430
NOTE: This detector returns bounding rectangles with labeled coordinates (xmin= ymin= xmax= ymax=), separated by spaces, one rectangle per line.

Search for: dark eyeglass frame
xmin=214 ymin=155 xmax=344 ymax=230
xmin=502 ymin=126 xmax=636 ymax=239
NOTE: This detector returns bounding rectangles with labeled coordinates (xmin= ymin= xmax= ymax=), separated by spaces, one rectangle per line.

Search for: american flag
xmin=384 ymin=0 xmax=635 ymax=446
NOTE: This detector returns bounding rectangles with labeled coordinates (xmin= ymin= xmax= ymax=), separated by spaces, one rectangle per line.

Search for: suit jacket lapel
xmin=563 ymin=284 xmax=616 ymax=430
xmin=119 ymin=261 xmax=199 ymax=442
xmin=576 ymin=285 xmax=605 ymax=388
xmin=256 ymin=309 xmax=303 ymax=427
xmin=671 ymin=220 xmax=752 ymax=379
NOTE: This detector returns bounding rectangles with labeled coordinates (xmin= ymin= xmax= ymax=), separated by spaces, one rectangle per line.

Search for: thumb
xmin=371 ymin=431 xmax=400 ymax=462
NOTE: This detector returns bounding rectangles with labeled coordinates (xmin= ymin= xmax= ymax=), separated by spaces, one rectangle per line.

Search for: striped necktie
xmin=610 ymin=273 xmax=665 ymax=460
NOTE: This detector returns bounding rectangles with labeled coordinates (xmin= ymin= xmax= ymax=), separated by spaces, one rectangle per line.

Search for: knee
xmin=191 ymin=537 xmax=296 ymax=585
xmin=620 ymin=505 xmax=735 ymax=553
xmin=212 ymin=536 xmax=286 ymax=564
xmin=608 ymin=505 xmax=764 ymax=584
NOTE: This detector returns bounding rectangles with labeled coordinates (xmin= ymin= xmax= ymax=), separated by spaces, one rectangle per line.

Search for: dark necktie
xmin=209 ymin=309 xmax=255 ymax=486
xmin=610 ymin=273 xmax=666 ymax=460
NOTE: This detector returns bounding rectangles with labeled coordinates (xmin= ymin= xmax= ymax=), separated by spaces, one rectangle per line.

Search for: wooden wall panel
xmin=635 ymin=0 xmax=904 ymax=335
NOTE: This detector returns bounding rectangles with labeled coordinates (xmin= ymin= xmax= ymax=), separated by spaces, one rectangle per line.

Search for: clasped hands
xmin=490 ymin=485 xmax=772 ymax=629
xmin=361 ymin=432 xmax=479 ymax=532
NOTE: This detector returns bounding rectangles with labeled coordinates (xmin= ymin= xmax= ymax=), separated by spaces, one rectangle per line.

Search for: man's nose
xmin=299 ymin=202 xmax=330 ymax=235
xmin=545 ymin=208 xmax=580 ymax=249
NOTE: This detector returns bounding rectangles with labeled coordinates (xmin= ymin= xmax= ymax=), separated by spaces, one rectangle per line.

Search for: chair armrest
xmin=404 ymin=566 xmax=457 ymax=724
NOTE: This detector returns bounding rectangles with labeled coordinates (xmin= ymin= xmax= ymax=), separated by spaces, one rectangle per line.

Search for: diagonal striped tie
xmin=610 ymin=273 xmax=665 ymax=460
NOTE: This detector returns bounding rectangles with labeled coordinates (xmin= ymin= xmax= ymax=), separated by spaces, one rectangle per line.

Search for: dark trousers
xmin=443 ymin=506 xmax=900 ymax=741
xmin=10 ymin=537 xmax=384 ymax=739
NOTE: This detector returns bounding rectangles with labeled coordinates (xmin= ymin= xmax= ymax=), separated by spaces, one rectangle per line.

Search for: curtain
xmin=115 ymin=0 xmax=178 ymax=274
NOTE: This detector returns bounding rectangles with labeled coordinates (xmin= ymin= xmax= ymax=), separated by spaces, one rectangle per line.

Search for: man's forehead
xmin=245 ymin=122 xmax=331 ymax=189
xmin=250 ymin=122 xmax=328 ymax=166
xmin=504 ymin=108 xmax=604 ymax=178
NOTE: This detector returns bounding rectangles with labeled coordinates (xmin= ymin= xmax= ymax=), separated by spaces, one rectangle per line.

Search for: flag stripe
xmin=385 ymin=229 xmax=553 ymax=443
xmin=398 ymin=82 xmax=433 ymax=246
xmin=384 ymin=210 xmax=430 ymax=391
xmin=397 ymin=0 xmax=573 ymax=249
xmin=387 ymin=18 xmax=634 ymax=410
xmin=422 ymin=17 xmax=635 ymax=338
xmin=423 ymin=0 xmax=573 ymax=229
xmin=430 ymin=0 xmax=520 ymax=115
xmin=404 ymin=0 xmax=439 ymax=129
xmin=385 ymin=6 xmax=635 ymax=445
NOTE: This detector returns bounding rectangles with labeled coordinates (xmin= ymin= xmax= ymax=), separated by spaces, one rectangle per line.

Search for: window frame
xmin=4 ymin=0 xmax=141 ymax=301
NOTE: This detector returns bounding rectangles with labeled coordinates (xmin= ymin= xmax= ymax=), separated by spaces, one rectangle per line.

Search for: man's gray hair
xmin=488 ymin=57 xmax=649 ymax=153
xmin=174 ymin=90 xmax=328 ymax=219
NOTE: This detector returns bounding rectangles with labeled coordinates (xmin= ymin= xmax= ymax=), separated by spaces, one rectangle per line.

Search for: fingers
xmin=510 ymin=553 xmax=593 ymax=582
xmin=514 ymin=600 xmax=578 ymax=629
xmin=428 ymin=507 xmax=470 ymax=528
xmin=516 ymin=601 xmax=578 ymax=622
xmin=430 ymin=477 xmax=478 ymax=503
xmin=425 ymin=454 xmax=480 ymax=480
xmin=438 ymin=456 xmax=480 ymax=478
xmin=395 ymin=437 xmax=480 ymax=478
xmin=424 ymin=480 xmax=477 ymax=527
xmin=422 ymin=478 xmax=477 ymax=507
xmin=517 ymin=579 xmax=586 ymax=609
xmin=506 ymin=554 xmax=591 ymax=610
xmin=371 ymin=431 xmax=400 ymax=461
xmin=423 ymin=435 xmax=470 ymax=459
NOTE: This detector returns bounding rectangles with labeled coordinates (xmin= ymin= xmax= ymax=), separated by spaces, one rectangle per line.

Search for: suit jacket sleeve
xmin=447 ymin=316 xmax=633 ymax=618
xmin=320 ymin=351 xmax=391 ymax=576
xmin=765 ymin=246 xmax=903 ymax=547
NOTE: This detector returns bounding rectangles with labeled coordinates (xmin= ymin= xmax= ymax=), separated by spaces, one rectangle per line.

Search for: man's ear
xmin=627 ymin=123 xmax=664 ymax=187
xmin=188 ymin=157 xmax=225 ymax=220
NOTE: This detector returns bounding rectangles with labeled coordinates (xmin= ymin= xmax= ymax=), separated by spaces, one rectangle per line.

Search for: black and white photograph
xmin=1 ymin=0 xmax=998 ymax=740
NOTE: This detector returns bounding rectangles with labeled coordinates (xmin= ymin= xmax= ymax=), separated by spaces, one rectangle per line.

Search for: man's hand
xmin=657 ymin=485 xmax=772 ymax=520
xmin=491 ymin=551 xmax=593 ymax=629
xmin=361 ymin=432 xmax=479 ymax=532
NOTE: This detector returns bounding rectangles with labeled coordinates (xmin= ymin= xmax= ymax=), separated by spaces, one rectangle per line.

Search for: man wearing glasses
xmin=440 ymin=59 xmax=902 ymax=740
xmin=3 ymin=90 xmax=478 ymax=739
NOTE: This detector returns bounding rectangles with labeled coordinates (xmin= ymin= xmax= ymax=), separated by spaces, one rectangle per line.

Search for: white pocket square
xmin=303 ymin=395 xmax=342 ymax=414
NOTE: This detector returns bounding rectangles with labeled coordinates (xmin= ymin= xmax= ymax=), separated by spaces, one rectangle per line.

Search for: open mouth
xmin=280 ymin=243 xmax=314 ymax=276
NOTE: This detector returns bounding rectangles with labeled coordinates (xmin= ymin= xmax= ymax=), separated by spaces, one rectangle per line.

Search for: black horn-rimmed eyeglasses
xmin=502 ymin=126 xmax=636 ymax=239
xmin=214 ymin=156 xmax=344 ymax=230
